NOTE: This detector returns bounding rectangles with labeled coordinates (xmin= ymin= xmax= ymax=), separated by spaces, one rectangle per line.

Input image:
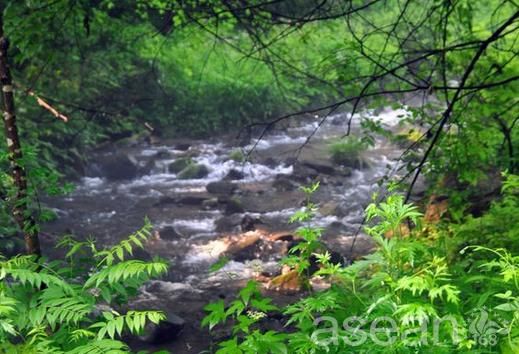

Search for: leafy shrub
xmin=328 ymin=137 xmax=368 ymax=167
xmin=0 ymin=147 xmax=73 ymax=255
xmin=0 ymin=220 xmax=168 ymax=353
xmin=204 ymin=178 xmax=519 ymax=353
xmin=454 ymin=173 xmax=519 ymax=252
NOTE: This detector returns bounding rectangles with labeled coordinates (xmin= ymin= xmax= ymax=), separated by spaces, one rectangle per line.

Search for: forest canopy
xmin=3 ymin=0 xmax=517 ymax=178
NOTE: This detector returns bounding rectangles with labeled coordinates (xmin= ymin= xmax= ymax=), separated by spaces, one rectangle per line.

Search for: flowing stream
xmin=42 ymin=107 xmax=410 ymax=350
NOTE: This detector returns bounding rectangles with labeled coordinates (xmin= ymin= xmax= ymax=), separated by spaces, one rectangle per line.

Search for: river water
xmin=42 ymin=107 xmax=410 ymax=351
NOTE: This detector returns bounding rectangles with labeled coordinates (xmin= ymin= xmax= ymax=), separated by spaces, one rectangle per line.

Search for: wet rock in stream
xmin=301 ymin=160 xmax=336 ymax=175
xmin=240 ymin=214 xmax=263 ymax=232
xmin=177 ymin=163 xmax=210 ymax=179
xmin=206 ymin=181 xmax=237 ymax=195
xmin=168 ymin=157 xmax=193 ymax=173
xmin=137 ymin=310 xmax=186 ymax=344
xmin=174 ymin=143 xmax=191 ymax=151
xmin=222 ymin=197 xmax=245 ymax=215
xmin=154 ymin=149 xmax=173 ymax=159
xmin=224 ymin=168 xmax=245 ymax=180
xmin=215 ymin=214 xmax=243 ymax=233
xmin=158 ymin=226 xmax=183 ymax=240
xmin=272 ymin=174 xmax=299 ymax=191
xmin=175 ymin=195 xmax=210 ymax=206
xmin=87 ymin=153 xmax=139 ymax=181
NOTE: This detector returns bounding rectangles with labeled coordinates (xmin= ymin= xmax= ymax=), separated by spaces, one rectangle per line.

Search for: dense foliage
xmin=204 ymin=176 xmax=519 ymax=353
xmin=0 ymin=221 xmax=168 ymax=353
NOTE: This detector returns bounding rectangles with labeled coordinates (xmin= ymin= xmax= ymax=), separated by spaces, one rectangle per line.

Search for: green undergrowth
xmin=204 ymin=175 xmax=519 ymax=353
xmin=0 ymin=220 xmax=168 ymax=353
xmin=328 ymin=136 xmax=370 ymax=168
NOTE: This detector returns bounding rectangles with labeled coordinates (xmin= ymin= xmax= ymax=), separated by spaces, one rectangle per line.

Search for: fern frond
xmin=0 ymin=294 xmax=18 ymax=336
xmin=25 ymin=326 xmax=64 ymax=353
xmin=90 ymin=310 xmax=165 ymax=339
xmin=84 ymin=259 xmax=168 ymax=289
xmin=69 ymin=329 xmax=96 ymax=342
xmin=95 ymin=220 xmax=153 ymax=266
xmin=66 ymin=339 xmax=127 ymax=354
xmin=33 ymin=286 xmax=94 ymax=328
xmin=0 ymin=294 xmax=17 ymax=316
xmin=4 ymin=268 xmax=73 ymax=292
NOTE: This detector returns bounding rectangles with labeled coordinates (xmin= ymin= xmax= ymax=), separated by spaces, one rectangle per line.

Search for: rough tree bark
xmin=0 ymin=13 xmax=41 ymax=256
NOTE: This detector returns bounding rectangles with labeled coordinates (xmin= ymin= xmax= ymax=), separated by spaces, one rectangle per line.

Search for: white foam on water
xmin=173 ymin=217 xmax=216 ymax=232
xmin=81 ymin=177 xmax=105 ymax=187
xmin=288 ymin=120 xmax=320 ymax=133
xmin=247 ymin=208 xmax=297 ymax=221
xmin=50 ymin=208 xmax=69 ymax=218
xmin=138 ymin=146 xmax=185 ymax=157
xmin=367 ymin=107 xmax=411 ymax=127
xmin=239 ymin=164 xmax=293 ymax=183
xmin=116 ymin=155 xmax=293 ymax=195
xmin=170 ymin=186 xmax=207 ymax=193
xmin=183 ymin=239 xmax=228 ymax=264
xmin=76 ymin=107 xmax=409 ymax=198
xmin=245 ymin=134 xmax=308 ymax=151
xmin=313 ymin=214 xmax=340 ymax=227
xmin=97 ymin=210 xmax=117 ymax=219
xmin=74 ymin=177 xmax=112 ymax=196
xmin=139 ymin=149 xmax=159 ymax=157
xmin=158 ymin=214 xmax=219 ymax=235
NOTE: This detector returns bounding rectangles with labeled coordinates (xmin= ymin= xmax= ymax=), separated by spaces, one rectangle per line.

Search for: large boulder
xmin=89 ymin=153 xmax=139 ymax=181
xmin=272 ymin=174 xmax=298 ymax=191
xmin=202 ymin=197 xmax=219 ymax=209
xmin=223 ymin=197 xmax=245 ymax=215
xmin=158 ymin=226 xmax=182 ymax=241
xmin=292 ymin=163 xmax=319 ymax=181
xmin=175 ymin=195 xmax=209 ymax=206
xmin=154 ymin=149 xmax=173 ymax=159
xmin=153 ymin=196 xmax=176 ymax=207
xmin=319 ymin=201 xmax=340 ymax=216
xmin=174 ymin=143 xmax=191 ymax=151
xmin=215 ymin=214 xmax=242 ymax=233
xmin=177 ymin=164 xmax=210 ymax=179
xmin=240 ymin=215 xmax=263 ymax=232
xmin=302 ymin=161 xmax=336 ymax=175
xmin=224 ymin=169 xmax=245 ymax=181
xmin=206 ymin=181 xmax=237 ymax=195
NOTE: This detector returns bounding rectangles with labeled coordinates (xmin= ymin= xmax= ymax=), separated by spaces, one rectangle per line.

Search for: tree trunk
xmin=0 ymin=13 xmax=41 ymax=256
